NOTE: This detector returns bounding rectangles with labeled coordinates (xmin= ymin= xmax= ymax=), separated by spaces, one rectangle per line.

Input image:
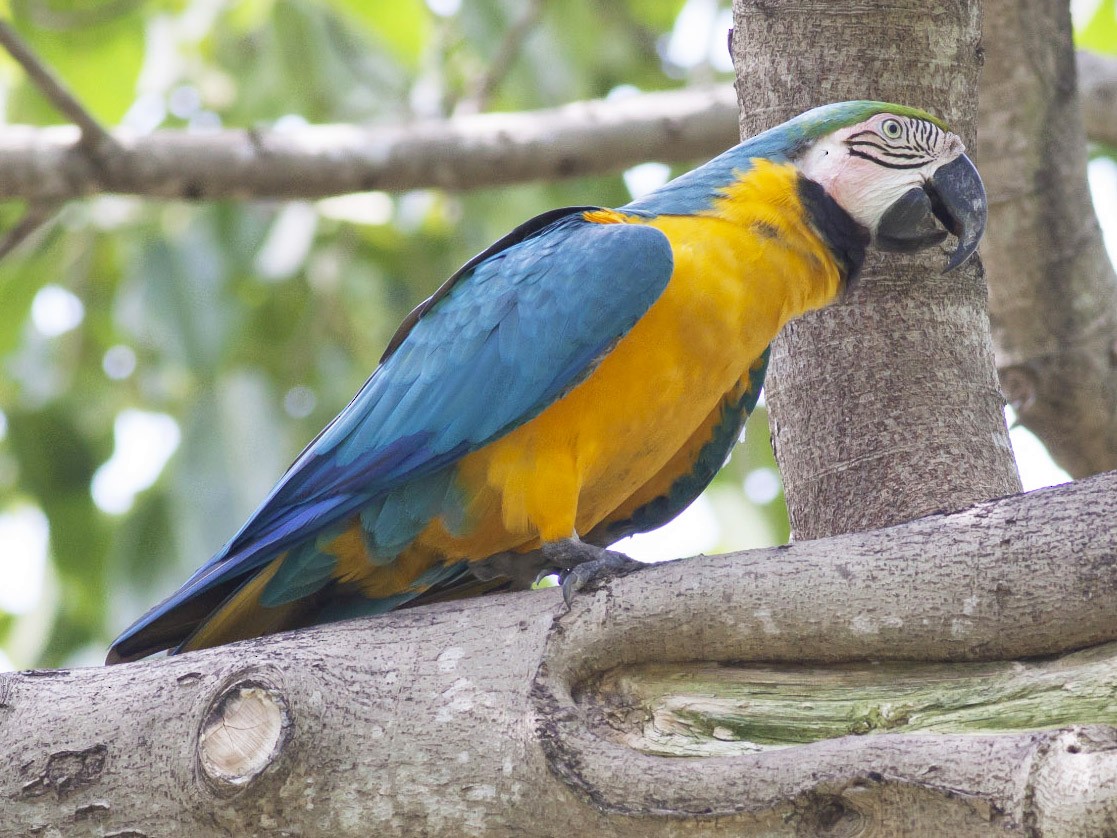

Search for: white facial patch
xmin=796 ymin=114 xmax=965 ymax=235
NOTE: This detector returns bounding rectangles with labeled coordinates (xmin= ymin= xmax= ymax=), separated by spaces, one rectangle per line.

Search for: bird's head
xmin=787 ymin=101 xmax=986 ymax=272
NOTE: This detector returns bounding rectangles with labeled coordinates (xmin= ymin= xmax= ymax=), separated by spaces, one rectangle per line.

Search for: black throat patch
xmin=797 ymin=176 xmax=870 ymax=290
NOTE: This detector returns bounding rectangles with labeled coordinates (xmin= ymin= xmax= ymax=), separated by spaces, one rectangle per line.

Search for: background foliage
xmin=0 ymin=0 xmax=795 ymax=669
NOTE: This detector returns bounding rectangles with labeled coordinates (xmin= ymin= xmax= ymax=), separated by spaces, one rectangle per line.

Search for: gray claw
xmin=560 ymin=550 xmax=644 ymax=609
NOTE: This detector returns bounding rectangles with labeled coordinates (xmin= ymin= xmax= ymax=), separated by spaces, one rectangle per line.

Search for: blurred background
xmin=0 ymin=0 xmax=1113 ymax=670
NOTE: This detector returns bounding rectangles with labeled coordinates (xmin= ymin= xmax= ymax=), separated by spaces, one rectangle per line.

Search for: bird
xmin=107 ymin=100 xmax=986 ymax=663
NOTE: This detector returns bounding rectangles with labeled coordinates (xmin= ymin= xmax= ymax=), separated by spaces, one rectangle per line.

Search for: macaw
xmin=107 ymin=100 xmax=986 ymax=663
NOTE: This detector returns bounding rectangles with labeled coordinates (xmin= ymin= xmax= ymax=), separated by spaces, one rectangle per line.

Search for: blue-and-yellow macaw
xmin=108 ymin=101 xmax=986 ymax=663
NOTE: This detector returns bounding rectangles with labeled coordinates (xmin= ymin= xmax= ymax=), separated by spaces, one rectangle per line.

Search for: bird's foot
xmin=536 ymin=539 xmax=643 ymax=608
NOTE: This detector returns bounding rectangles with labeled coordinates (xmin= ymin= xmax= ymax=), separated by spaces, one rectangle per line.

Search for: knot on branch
xmin=19 ymin=743 xmax=108 ymax=799
xmin=792 ymin=792 xmax=867 ymax=837
xmin=1029 ymin=726 xmax=1117 ymax=834
xmin=197 ymin=679 xmax=290 ymax=794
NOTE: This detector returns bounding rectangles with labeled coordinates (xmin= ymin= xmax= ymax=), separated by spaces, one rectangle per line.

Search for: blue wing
xmin=113 ymin=208 xmax=674 ymax=652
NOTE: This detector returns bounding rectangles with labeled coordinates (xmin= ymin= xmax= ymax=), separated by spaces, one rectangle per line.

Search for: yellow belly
xmin=414 ymin=159 xmax=844 ymax=558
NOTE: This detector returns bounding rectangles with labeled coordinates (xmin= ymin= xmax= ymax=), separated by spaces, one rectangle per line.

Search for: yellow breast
xmin=421 ymin=159 xmax=843 ymax=556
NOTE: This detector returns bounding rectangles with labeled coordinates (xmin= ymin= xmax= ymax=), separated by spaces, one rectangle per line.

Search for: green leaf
xmin=1077 ymin=0 xmax=1117 ymax=55
xmin=327 ymin=0 xmax=430 ymax=68
xmin=8 ymin=1 xmax=145 ymax=125
xmin=169 ymin=371 xmax=287 ymax=565
xmin=111 ymin=488 xmax=175 ymax=594
xmin=0 ymin=220 xmax=65 ymax=357
xmin=4 ymin=407 xmax=102 ymax=501
xmin=271 ymin=0 xmax=409 ymax=121
xmin=623 ymin=0 xmax=687 ymax=31
xmin=118 ymin=210 xmax=236 ymax=374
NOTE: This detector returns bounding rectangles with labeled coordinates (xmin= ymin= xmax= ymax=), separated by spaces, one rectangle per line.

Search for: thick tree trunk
xmin=4 ymin=474 xmax=1117 ymax=835
xmin=733 ymin=0 xmax=1022 ymax=539
xmin=979 ymin=0 xmax=1117 ymax=478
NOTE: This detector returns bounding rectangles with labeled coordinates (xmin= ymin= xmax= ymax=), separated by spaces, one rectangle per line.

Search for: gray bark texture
xmin=732 ymin=0 xmax=1022 ymax=540
xmin=980 ymin=0 xmax=1117 ymax=479
xmin=4 ymin=473 xmax=1117 ymax=836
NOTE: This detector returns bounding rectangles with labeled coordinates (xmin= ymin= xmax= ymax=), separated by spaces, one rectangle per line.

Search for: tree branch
xmin=0 ymin=86 xmax=740 ymax=203
xmin=0 ymin=202 xmax=59 ymax=259
xmin=455 ymin=0 xmax=548 ymax=115
xmin=3 ymin=473 xmax=1117 ymax=833
xmin=0 ymin=52 xmax=1111 ymax=205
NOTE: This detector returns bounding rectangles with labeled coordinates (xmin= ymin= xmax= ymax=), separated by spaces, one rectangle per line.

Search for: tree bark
xmin=4 ymin=473 xmax=1117 ymax=835
xmin=732 ymin=0 xmax=1022 ymax=540
xmin=979 ymin=0 xmax=1117 ymax=479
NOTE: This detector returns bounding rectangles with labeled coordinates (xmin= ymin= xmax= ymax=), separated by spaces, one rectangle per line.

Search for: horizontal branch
xmin=0 ymin=50 xmax=1111 ymax=205
xmin=4 ymin=472 xmax=1117 ymax=833
xmin=0 ymin=86 xmax=740 ymax=203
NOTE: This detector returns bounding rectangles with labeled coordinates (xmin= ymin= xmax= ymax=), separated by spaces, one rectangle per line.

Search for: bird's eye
xmin=881 ymin=118 xmax=903 ymax=139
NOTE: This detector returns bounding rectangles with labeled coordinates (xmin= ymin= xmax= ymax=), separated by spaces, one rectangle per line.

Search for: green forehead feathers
xmin=869 ymin=102 xmax=951 ymax=131
xmin=788 ymin=100 xmax=951 ymax=143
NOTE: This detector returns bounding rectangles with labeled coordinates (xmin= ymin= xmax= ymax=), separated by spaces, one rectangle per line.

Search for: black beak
xmin=875 ymin=153 xmax=987 ymax=273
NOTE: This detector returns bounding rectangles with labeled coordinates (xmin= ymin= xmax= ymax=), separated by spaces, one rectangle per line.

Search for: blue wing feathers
xmin=365 ymin=467 xmax=456 ymax=557
xmin=111 ymin=211 xmax=674 ymax=655
xmin=260 ymin=542 xmax=338 ymax=607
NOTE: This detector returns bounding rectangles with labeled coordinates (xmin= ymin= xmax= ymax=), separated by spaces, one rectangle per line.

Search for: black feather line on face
xmin=846 ymin=129 xmax=882 ymax=142
xmin=845 ymin=141 xmax=929 ymax=161
xmin=845 ymin=119 xmax=944 ymax=169
xmin=918 ymin=120 xmax=933 ymax=149
xmin=847 ymin=148 xmax=931 ymax=170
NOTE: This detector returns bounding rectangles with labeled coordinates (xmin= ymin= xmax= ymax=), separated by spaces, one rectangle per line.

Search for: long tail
xmin=106 ymin=555 xmax=310 ymax=663
xmin=106 ymin=549 xmax=509 ymax=664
